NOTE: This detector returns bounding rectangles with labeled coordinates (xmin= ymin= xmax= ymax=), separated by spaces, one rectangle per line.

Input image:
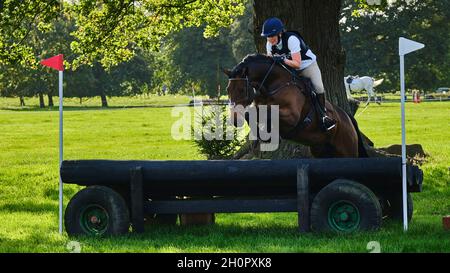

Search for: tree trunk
xmin=92 ymin=63 xmax=108 ymax=107
xmin=100 ymin=93 xmax=108 ymax=107
xmin=253 ymin=0 xmax=350 ymax=113
xmin=38 ymin=93 xmax=45 ymax=108
xmin=19 ymin=96 xmax=25 ymax=107
xmin=233 ymin=0 xmax=356 ymax=160
xmin=48 ymin=94 xmax=54 ymax=107
xmin=235 ymin=1 xmax=397 ymax=161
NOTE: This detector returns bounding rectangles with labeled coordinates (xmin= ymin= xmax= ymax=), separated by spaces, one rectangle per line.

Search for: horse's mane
xmin=230 ymin=54 xmax=272 ymax=78
xmin=241 ymin=53 xmax=272 ymax=64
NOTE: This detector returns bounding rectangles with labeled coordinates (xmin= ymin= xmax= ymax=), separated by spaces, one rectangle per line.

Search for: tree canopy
xmin=342 ymin=0 xmax=450 ymax=92
xmin=0 ymin=0 xmax=245 ymax=68
xmin=0 ymin=0 xmax=250 ymax=105
xmin=1 ymin=0 xmax=448 ymax=107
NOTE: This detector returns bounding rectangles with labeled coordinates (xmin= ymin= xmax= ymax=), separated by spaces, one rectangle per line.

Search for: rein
xmin=228 ymin=60 xmax=316 ymax=135
xmin=228 ymin=60 xmax=297 ymax=101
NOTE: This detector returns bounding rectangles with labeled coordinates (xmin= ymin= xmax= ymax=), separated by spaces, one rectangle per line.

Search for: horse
xmin=224 ymin=54 xmax=367 ymax=158
xmin=344 ymin=75 xmax=384 ymax=105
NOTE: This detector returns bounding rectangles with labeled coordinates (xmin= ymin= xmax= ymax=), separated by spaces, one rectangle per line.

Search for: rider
xmin=261 ymin=17 xmax=336 ymax=131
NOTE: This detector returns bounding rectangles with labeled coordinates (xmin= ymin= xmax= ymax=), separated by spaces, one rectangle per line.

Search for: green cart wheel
xmin=311 ymin=179 xmax=382 ymax=233
xmin=65 ymin=186 xmax=130 ymax=236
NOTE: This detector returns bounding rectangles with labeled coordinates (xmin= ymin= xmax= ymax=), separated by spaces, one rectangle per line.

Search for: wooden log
xmin=180 ymin=213 xmax=215 ymax=226
xmin=61 ymin=158 xmax=422 ymax=197
xmin=130 ymin=166 xmax=144 ymax=233
xmin=297 ymin=165 xmax=310 ymax=233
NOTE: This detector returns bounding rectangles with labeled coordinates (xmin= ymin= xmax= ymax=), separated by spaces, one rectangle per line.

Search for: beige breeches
xmin=299 ymin=61 xmax=325 ymax=94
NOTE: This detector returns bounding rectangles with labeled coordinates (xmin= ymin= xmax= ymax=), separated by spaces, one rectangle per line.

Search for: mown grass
xmin=0 ymin=96 xmax=448 ymax=253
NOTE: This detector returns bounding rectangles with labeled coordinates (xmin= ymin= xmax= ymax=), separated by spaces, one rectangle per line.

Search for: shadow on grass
xmin=0 ymin=234 xmax=65 ymax=253
xmin=0 ymin=215 xmax=446 ymax=252
xmin=66 ymin=223 xmax=310 ymax=252
xmin=68 ymin=221 xmax=383 ymax=251
xmin=44 ymin=187 xmax=78 ymax=201
xmin=0 ymin=201 xmax=56 ymax=213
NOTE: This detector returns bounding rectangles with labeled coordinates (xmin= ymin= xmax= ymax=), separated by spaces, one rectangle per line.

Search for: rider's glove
xmin=272 ymin=55 xmax=285 ymax=63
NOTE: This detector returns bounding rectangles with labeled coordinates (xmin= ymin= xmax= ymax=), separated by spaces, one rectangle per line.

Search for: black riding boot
xmin=316 ymin=93 xmax=336 ymax=131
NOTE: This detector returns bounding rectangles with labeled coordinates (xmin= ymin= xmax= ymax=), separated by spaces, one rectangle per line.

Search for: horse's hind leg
xmin=333 ymin=143 xmax=359 ymax=158
xmin=328 ymin=120 xmax=359 ymax=158
xmin=364 ymin=89 xmax=370 ymax=106
xmin=367 ymin=84 xmax=376 ymax=104
xmin=309 ymin=138 xmax=358 ymax=158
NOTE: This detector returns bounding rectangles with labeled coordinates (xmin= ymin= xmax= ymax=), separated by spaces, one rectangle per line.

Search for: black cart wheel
xmin=65 ymin=186 xmax=130 ymax=236
xmin=383 ymin=192 xmax=413 ymax=222
xmin=311 ymin=179 xmax=382 ymax=233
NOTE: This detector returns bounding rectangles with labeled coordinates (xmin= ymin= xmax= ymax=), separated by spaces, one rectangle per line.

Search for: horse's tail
xmin=373 ymin=78 xmax=384 ymax=87
xmin=347 ymin=113 xmax=369 ymax=158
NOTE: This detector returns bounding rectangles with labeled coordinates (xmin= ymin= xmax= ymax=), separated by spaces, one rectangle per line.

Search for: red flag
xmin=41 ymin=54 xmax=64 ymax=71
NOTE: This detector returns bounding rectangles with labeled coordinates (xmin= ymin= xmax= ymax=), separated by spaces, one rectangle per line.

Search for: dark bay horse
xmin=224 ymin=54 xmax=366 ymax=158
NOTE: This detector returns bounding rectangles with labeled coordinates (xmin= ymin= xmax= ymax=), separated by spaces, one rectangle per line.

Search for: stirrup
xmin=322 ymin=116 xmax=336 ymax=131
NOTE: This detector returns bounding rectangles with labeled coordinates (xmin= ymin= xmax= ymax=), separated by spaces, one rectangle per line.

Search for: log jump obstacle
xmin=61 ymin=157 xmax=422 ymax=236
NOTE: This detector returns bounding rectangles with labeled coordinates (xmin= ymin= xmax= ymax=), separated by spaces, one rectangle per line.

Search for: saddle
xmin=278 ymin=71 xmax=325 ymax=139
xmin=291 ymin=71 xmax=322 ymax=115
xmin=295 ymin=76 xmax=326 ymax=119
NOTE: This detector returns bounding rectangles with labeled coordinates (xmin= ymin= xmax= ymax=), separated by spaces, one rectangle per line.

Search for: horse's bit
xmin=227 ymin=61 xmax=278 ymax=104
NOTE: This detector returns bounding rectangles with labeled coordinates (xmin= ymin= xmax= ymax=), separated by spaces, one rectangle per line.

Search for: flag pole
xmin=399 ymin=53 xmax=408 ymax=231
xmin=398 ymin=37 xmax=424 ymax=232
xmin=41 ymin=54 xmax=65 ymax=234
xmin=58 ymin=70 xmax=64 ymax=234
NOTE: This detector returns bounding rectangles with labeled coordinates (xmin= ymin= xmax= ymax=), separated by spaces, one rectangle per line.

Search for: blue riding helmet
xmin=261 ymin=17 xmax=284 ymax=37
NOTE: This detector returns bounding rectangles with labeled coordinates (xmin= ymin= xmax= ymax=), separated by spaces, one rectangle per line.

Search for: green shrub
xmin=192 ymin=105 xmax=245 ymax=159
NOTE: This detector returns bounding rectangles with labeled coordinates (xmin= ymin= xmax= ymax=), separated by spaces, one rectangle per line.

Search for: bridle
xmin=227 ymin=77 xmax=254 ymax=105
xmin=227 ymin=60 xmax=316 ymax=137
xmin=227 ymin=61 xmax=276 ymax=105
xmin=227 ymin=60 xmax=303 ymax=104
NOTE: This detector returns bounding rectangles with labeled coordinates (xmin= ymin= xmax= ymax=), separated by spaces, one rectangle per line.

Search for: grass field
xmin=0 ymin=96 xmax=448 ymax=253
xmin=0 ymin=95 xmax=192 ymax=111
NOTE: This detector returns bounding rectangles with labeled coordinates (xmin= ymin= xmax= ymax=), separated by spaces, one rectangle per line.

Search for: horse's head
xmin=224 ymin=54 xmax=277 ymax=107
xmin=223 ymin=65 xmax=250 ymax=127
xmin=223 ymin=66 xmax=251 ymax=106
xmin=224 ymin=54 xmax=305 ymax=128
xmin=223 ymin=54 xmax=276 ymax=126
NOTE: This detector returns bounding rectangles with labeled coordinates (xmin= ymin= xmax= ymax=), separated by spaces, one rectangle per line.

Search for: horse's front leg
xmin=243 ymin=106 xmax=261 ymax=151
xmin=277 ymin=105 xmax=301 ymax=135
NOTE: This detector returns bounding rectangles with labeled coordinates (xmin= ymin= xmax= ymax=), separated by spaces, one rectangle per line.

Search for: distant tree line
xmin=341 ymin=0 xmax=450 ymax=93
xmin=0 ymin=0 xmax=448 ymax=108
xmin=0 ymin=2 xmax=254 ymax=107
